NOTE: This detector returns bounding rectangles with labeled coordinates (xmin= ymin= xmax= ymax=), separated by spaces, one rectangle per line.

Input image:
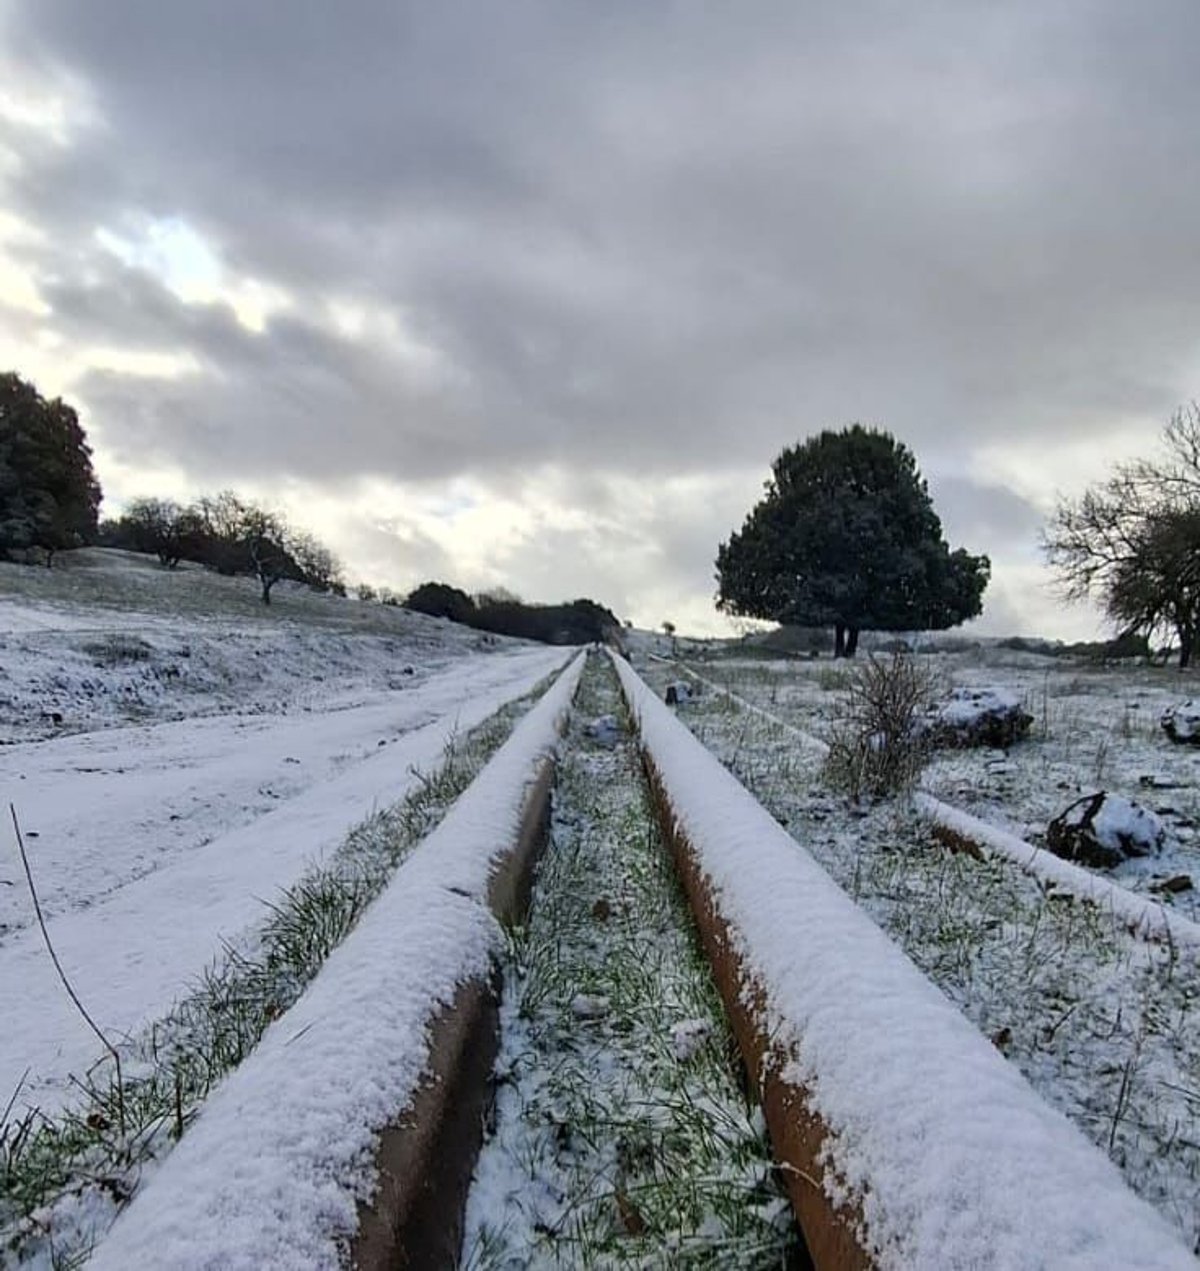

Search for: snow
xmin=1161 ymin=699 xmax=1200 ymax=743
xmin=914 ymin=792 xmax=1200 ymax=951
xmin=613 ymin=653 xmax=1195 ymax=1270
xmin=1058 ymin=791 xmax=1166 ymax=858
xmin=0 ymin=645 xmax=567 ymax=1112
xmin=86 ymin=652 xmax=584 ymax=1271
xmin=931 ymin=685 xmax=1021 ymax=726
xmin=678 ymin=654 xmax=1200 ymax=931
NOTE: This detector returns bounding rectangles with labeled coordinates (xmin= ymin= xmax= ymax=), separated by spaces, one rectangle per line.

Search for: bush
xmin=82 ymin=634 xmax=154 ymax=665
xmin=821 ymin=653 xmax=938 ymax=800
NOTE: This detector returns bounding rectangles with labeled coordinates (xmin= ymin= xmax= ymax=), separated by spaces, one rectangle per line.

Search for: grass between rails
xmin=0 ymin=671 xmax=558 ymax=1270
xmin=461 ymin=654 xmax=804 ymax=1270
xmin=642 ymin=659 xmax=1200 ymax=1252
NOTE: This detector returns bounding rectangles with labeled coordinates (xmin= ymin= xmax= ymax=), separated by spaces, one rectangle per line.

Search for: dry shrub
xmin=822 ymin=653 xmax=938 ymax=800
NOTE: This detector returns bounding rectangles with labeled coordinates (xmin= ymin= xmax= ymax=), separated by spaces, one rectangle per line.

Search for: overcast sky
xmin=3 ymin=1 xmax=1198 ymax=637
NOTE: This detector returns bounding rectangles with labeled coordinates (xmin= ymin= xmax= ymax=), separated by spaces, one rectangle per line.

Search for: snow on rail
xmin=87 ymin=652 xmax=584 ymax=1271
xmin=613 ymin=655 xmax=1195 ymax=1271
xmin=913 ymin=791 xmax=1200 ymax=952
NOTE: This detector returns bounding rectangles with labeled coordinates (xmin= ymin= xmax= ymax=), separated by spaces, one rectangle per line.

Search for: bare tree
xmin=290 ymin=530 xmax=344 ymax=593
xmin=122 ymin=497 xmax=204 ymax=568
xmin=195 ymin=491 xmax=299 ymax=604
xmin=1044 ymin=404 xmax=1200 ymax=667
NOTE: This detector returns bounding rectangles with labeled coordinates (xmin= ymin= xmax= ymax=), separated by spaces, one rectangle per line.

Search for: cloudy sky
xmin=2 ymin=1 xmax=1198 ymax=637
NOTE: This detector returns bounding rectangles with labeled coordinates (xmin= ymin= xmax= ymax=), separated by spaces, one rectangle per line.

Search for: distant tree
xmin=192 ymin=491 xmax=304 ymax=604
xmin=406 ymin=581 xmax=477 ymax=623
xmin=1045 ymin=405 xmax=1200 ymax=667
xmin=195 ymin=491 xmax=251 ymax=576
xmin=356 ymin=582 xmax=378 ymax=602
xmin=716 ymin=426 xmax=989 ymax=657
xmin=290 ymin=530 xmax=343 ymax=593
xmin=0 ymin=372 xmax=101 ymax=565
xmin=119 ymin=497 xmax=205 ymax=568
xmin=237 ymin=502 xmax=300 ymax=605
xmin=661 ymin=621 xmax=676 ymax=636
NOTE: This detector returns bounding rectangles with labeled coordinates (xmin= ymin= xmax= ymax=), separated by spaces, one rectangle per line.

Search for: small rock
xmin=570 ymin=993 xmax=610 ymax=1020
xmin=592 ymin=897 xmax=612 ymax=922
xmin=664 ymin=681 xmax=693 ymax=706
xmin=586 ymin=715 xmax=621 ymax=747
xmin=1046 ymin=792 xmax=1166 ymax=869
xmin=1153 ymin=874 xmax=1194 ymax=895
xmin=991 ymin=1026 xmax=1012 ymax=1049
xmin=1161 ymin=700 xmax=1200 ymax=744
xmin=918 ymin=687 xmax=1033 ymax=749
xmin=670 ymin=1018 xmax=712 ymax=1062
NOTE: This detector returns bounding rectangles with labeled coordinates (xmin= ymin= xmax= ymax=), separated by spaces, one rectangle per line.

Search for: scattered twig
xmin=10 ymin=802 xmax=126 ymax=1140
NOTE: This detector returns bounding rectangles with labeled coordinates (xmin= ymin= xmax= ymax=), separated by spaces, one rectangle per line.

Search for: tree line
xmin=403 ymin=582 xmax=621 ymax=645
xmin=9 ymin=363 xmax=1197 ymax=659
xmin=99 ymin=493 xmax=345 ymax=603
xmin=1 ymin=371 xmax=345 ymax=604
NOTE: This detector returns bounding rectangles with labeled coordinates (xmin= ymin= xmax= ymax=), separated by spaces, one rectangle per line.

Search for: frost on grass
xmin=79 ymin=653 xmax=584 ymax=1271
xmin=0 ymin=666 xmax=566 ymax=1270
xmin=461 ymin=656 xmax=800 ymax=1269
xmin=618 ymin=655 xmax=1196 ymax=1269
xmin=638 ymin=656 xmax=1200 ymax=1254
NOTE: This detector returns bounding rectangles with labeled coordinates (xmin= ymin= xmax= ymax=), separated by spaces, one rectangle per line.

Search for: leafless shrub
xmin=822 ymin=653 xmax=939 ymax=799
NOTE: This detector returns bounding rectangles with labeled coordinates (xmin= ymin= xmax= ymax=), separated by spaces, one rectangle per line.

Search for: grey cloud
xmin=5 ymin=1 xmax=1200 ymax=631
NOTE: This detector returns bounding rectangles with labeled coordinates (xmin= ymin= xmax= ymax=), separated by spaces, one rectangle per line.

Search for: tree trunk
xmin=834 ymin=624 xmax=846 ymax=659
xmin=846 ymin=627 xmax=860 ymax=658
xmin=1179 ymin=626 xmax=1193 ymax=669
xmin=261 ymin=575 xmax=274 ymax=605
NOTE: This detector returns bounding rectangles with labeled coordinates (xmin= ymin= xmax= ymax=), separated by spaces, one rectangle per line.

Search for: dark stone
xmin=1161 ymin=700 xmax=1200 ymax=744
xmin=919 ymin=687 xmax=1033 ymax=749
xmin=1046 ymin=792 xmax=1166 ymax=869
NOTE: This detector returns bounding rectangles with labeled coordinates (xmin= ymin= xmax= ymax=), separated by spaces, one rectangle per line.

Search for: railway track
xmin=20 ymin=649 xmax=1195 ymax=1268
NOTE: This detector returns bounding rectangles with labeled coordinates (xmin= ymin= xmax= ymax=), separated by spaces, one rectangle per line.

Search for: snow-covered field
xmin=1 ymin=643 xmax=564 ymax=1114
xmin=0 ymin=551 xmax=578 ymax=1264
xmin=4 ymin=557 xmax=1198 ymax=1268
xmin=637 ymin=646 xmax=1200 ymax=1250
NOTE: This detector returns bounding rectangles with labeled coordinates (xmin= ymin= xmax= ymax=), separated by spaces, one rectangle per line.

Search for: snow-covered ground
xmin=86 ymin=654 xmax=585 ymax=1271
xmin=618 ymin=653 xmax=1196 ymax=1269
xmin=637 ymin=649 xmax=1200 ymax=1248
xmin=0 ymin=551 xmax=570 ymax=1117
xmin=678 ymin=649 xmax=1200 ymax=906
xmin=1 ymin=644 xmax=565 ymax=1115
xmin=0 ymin=552 xmax=500 ymax=745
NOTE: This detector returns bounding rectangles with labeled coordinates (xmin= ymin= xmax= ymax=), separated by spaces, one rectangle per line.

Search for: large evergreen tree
xmin=716 ymin=426 xmax=989 ymax=656
xmin=0 ymin=372 xmax=102 ymax=563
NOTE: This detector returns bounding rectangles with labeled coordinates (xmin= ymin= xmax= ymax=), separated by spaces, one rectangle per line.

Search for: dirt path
xmin=461 ymin=655 xmax=804 ymax=1268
